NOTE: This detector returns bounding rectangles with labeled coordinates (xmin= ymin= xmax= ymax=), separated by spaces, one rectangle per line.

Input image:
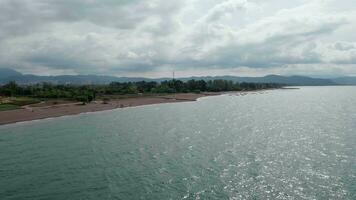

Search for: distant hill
xmin=0 ymin=68 xmax=22 ymax=79
xmin=0 ymin=74 xmax=152 ymax=85
xmin=0 ymin=69 xmax=151 ymax=85
xmin=332 ymin=77 xmax=356 ymax=85
xmin=179 ymin=75 xmax=336 ymax=86
xmin=0 ymin=68 xmax=352 ymax=86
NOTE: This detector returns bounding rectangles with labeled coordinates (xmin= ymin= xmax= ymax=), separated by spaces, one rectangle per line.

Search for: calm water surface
xmin=0 ymin=87 xmax=356 ymax=200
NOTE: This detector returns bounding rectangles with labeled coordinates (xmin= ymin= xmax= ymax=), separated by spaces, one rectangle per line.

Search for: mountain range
xmin=1 ymin=68 xmax=356 ymax=86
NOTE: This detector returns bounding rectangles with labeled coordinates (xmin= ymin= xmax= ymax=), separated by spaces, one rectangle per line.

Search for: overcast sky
xmin=0 ymin=0 xmax=355 ymax=77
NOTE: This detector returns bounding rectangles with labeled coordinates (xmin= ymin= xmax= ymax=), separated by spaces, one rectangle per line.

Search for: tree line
xmin=0 ymin=80 xmax=282 ymax=103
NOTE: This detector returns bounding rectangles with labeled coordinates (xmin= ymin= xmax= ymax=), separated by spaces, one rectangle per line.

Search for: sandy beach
xmin=0 ymin=93 xmax=220 ymax=126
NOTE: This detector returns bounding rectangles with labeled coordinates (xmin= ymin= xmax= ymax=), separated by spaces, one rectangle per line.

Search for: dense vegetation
xmin=0 ymin=80 xmax=282 ymax=103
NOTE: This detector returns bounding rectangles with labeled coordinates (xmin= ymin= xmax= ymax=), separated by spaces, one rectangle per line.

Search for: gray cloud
xmin=0 ymin=0 xmax=355 ymax=77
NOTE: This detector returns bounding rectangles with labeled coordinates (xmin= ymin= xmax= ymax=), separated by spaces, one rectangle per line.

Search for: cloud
xmin=0 ymin=0 xmax=355 ymax=77
xmin=201 ymin=0 xmax=256 ymax=22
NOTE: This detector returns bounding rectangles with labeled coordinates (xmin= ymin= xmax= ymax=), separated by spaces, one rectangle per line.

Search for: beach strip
xmin=0 ymin=93 xmax=218 ymax=126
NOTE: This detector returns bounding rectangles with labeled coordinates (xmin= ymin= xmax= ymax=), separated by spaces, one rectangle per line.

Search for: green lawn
xmin=9 ymin=97 xmax=40 ymax=106
xmin=0 ymin=104 xmax=20 ymax=111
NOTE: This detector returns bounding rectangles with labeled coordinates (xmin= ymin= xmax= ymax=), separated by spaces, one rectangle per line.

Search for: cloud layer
xmin=0 ymin=0 xmax=356 ymax=77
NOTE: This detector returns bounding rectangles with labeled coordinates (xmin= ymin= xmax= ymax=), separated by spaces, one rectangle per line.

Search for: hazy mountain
xmin=0 ymin=68 xmax=22 ymax=79
xmin=332 ymin=77 xmax=356 ymax=85
xmin=179 ymin=75 xmax=336 ymax=86
xmin=0 ymin=69 xmax=152 ymax=85
xmin=0 ymin=68 xmax=347 ymax=86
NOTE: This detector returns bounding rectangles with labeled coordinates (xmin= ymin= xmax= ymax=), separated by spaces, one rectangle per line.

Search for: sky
xmin=0 ymin=0 xmax=356 ymax=78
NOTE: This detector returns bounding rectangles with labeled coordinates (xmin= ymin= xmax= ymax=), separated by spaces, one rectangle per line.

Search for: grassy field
xmin=0 ymin=97 xmax=41 ymax=111
xmin=8 ymin=97 xmax=41 ymax=106
xmin=0 ymin=104 xmax=20 ymax=111
xmin=99 ymin=93 xmax=169 ymax=100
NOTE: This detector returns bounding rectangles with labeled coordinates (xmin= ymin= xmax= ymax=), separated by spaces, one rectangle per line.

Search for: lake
xmin=0 ymin=87 xmax=355 ymax=199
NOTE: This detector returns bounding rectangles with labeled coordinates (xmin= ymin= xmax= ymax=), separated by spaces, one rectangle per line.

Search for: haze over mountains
xmin=1 ymin=68 xmax=356 ymax=86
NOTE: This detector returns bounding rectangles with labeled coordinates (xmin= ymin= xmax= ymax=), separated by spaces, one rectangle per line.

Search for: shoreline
xmin=0 ymin=93 xmax=222 ymax=126
xmin=0 ymin=88 xmax=282 ymax=126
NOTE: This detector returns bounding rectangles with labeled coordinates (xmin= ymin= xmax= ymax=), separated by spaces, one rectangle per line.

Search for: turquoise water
xmin=0 ymin=87 xmax=356 ymax=200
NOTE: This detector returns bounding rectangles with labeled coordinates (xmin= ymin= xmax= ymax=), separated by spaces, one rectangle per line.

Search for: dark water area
xmin=1 ymin=87 xmax=355 ymax=199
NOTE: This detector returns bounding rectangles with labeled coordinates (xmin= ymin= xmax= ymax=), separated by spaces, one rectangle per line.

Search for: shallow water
xmin=1 ymin=87 xmax=356 ymax=200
